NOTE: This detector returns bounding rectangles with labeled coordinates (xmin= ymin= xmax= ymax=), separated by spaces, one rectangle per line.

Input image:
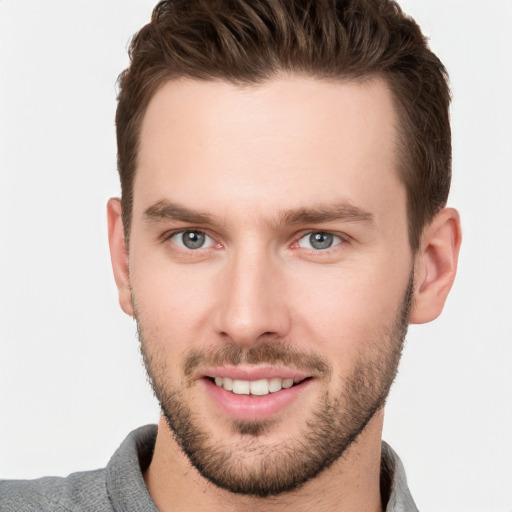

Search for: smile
xmin=201 ymin=370 xmax=314 ymax=422
xmin=212 ymin=376 xmax=305 ymax=395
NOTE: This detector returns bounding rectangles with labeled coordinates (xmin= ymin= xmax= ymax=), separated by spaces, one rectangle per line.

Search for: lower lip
xmin=202 ymin=378 xmax=313 ymax=422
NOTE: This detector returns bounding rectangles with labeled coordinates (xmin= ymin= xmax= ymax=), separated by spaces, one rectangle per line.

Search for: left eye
xmin=170 ymin=230 xmax=214 ymax=250
xmin=297 ymin=232 xmax=342 ymax=250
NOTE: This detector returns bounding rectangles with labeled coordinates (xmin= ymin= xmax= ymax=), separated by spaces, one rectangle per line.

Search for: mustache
xmin=183 ymin=342 xmax=332 ymax=379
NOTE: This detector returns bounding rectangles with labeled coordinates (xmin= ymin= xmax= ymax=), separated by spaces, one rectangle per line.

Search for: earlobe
xmin=107 ymin=198 xmax=134 ymax=317
xmin=410 ymin=207 xmax=462 ymax=324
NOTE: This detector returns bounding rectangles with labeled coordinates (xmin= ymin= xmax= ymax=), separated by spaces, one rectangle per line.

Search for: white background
xmin=1 ymin=1 xmax=511 ymax=510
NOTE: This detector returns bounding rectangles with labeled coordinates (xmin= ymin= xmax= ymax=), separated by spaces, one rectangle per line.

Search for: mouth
xmin=199 ymin=368 xmax=315 ymax=422
xmin=207 ymin=376 xmax=311 ymax=395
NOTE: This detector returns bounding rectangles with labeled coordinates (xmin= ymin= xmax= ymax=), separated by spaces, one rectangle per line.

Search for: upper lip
xmin=197 ymin=365 xmax=311 ymax=382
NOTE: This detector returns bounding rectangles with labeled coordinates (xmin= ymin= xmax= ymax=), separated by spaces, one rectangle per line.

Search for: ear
xmin=107 ymin=198 xmax=134 ymax=317
xmin=410 ymin=207 xmax=462 ymax=324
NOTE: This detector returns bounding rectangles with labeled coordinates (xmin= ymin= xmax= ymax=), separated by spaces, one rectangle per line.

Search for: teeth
xmin=213 ymin=377 xmax=300 ymax=395
xmin=268 ymin=378 xmax=282 ymax=393
xmin=282 ymin=378 xmax=293 ymax=389
xmin=232 ymin=380 xmax=250 ymax=395
xmin=250 ymin=379 xmax=269 ymax=396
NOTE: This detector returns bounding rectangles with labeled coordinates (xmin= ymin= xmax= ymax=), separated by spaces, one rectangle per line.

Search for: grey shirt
xmin=0 ymin=425 xmax=419 ymax=511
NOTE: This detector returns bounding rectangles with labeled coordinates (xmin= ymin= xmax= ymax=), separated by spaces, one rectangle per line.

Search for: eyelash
xmin=165 ymin=230 xmax=220 ymax=252
xmin=292 ymin=231 xmax=345 ymax=253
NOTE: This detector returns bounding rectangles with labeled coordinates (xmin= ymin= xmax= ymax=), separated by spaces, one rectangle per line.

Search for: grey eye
xmin=309 ymin=232 xmax=333 ymax=249
xmin=298 ymin=232 xmax=341 ymax=250
xmin=171 ymin=230 xmax=212 ymax=250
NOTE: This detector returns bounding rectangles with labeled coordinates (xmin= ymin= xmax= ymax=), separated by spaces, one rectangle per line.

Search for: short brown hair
xmin=116 ymin=0 xmax=451 ymax=251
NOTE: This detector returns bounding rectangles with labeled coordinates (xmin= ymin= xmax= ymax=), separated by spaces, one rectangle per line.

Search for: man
xmin=0 ymin=0 xmax=461 ymax=510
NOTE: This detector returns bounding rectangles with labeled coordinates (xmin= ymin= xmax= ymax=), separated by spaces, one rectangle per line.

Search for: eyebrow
xmin=278 ymin=204 xmax=374 ymax=226
xmin=144 ymin=200 xmax=217 ymax=225
xmin=143 ymin=199 xmax=374 ymax=227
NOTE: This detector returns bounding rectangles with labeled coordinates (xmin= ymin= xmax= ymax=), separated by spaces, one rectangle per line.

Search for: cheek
xmin=129 ymin=253 xmax=216 ymax=345
xmin=288 ymin=257 xmax=411 ymax=363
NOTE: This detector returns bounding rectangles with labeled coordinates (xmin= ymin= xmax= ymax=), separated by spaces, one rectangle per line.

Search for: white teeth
xmin=232 ymin=379 xmax=250 ymax=395
xmin=213 ymin=376 xmax=301 ymax=395
xmin=250 ymin=379 xmax=270 ymax=396
xmin=282 ymin=378 xmax=293 ymax=389
xmin=268 ymin=378 xmax=282 ymax=393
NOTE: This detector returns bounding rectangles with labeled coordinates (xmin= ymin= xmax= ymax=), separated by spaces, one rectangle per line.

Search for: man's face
xmin=127 ymin=76 xmax=414 ymax=496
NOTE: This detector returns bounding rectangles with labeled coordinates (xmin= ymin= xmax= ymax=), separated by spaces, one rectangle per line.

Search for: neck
xmin=144 ymin=412 xmax=385 ymax=512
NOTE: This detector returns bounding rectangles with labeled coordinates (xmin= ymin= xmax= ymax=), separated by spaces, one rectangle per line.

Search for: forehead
xmin=134 ymin=75 xmax=403 ymax=222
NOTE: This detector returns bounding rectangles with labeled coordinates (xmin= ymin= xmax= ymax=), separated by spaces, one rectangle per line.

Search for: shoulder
xmin=0 ymin=425 xmax=158 ymax=512
xmin=0 ymin=468 xmax=113 ymax=512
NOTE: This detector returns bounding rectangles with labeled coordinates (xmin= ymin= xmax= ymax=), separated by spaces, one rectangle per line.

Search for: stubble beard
xmin=136 ymin=275 xmax=414 ymax=498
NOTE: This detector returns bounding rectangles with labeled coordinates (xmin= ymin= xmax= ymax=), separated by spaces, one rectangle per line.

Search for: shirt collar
xmin=105 ymin=426 xmax=418 ymax=511
xmin=381 ymin=441 xmax=419 ymax=512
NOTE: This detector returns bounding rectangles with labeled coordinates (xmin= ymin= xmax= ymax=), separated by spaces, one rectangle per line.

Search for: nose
xmin=213 ymin=248 xmax=291 ymax=347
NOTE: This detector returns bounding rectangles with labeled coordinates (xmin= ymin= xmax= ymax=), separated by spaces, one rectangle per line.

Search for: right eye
xmin=170 ymin=230 xmax=215 ymax=250
xmin=297 ymin=231 xmax=343 ymax=251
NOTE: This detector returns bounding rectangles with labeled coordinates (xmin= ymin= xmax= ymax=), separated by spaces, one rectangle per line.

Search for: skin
xmin=108 ymin=76 xmax=461 ymax=511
